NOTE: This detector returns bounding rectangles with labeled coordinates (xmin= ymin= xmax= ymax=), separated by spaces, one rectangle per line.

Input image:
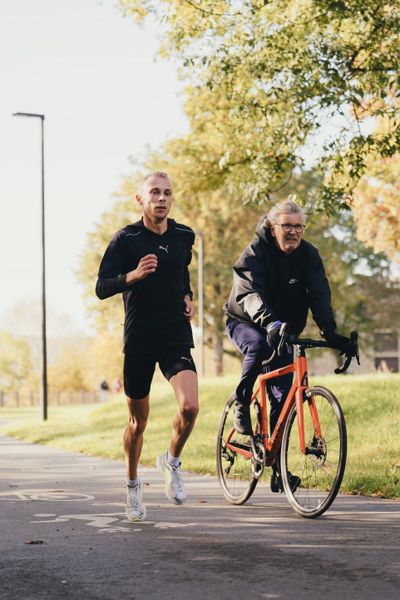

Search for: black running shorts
xmin=123 ymin=346 xmax=197 ymax=399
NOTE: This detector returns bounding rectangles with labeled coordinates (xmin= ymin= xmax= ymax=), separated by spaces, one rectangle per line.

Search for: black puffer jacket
xmin=224 ymin=219 xmax=336 ymax=336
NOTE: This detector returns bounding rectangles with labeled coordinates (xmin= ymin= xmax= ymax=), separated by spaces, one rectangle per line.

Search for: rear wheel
xmin=216 ymin=395 xmax=259 ymax=505
xmin=281 ymin=386 xmax=347 ymax=518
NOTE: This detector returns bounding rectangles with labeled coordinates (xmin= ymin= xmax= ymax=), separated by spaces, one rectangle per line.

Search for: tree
xmin=0 ymin=303 xmax=104 ymax=394
xmin=48 ymin=341 xmax=90 ymax=392
xmin=118 ymin=0 xmax=400 ymax=210
xmin=180 ymin=188 xmax=265 ymax=375
xmin=304 ymin=213 xmax=400 ymax=348
xmin=77 ymin=189 xmax=142 ymax=334
xmin=0 ymin=332 xmax=32 ymax=392
xmin=83 ymin=333 xmax=124 ymax=392
xmin=352 ymin=154 xmax=400 ymax=263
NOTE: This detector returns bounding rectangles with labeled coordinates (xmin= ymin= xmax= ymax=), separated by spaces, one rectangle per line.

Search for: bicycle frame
xmin=218 ymin=328 xmax=357 ymax=515
xmin=225 ymin=346 xmax=322 ymax=466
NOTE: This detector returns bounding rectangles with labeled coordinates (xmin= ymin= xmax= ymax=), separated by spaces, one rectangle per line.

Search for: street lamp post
xmin=13 ymin=112 xmax=48 ymax=421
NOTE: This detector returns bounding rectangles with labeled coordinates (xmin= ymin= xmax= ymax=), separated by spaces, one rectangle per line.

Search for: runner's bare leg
xmin=168 ymin=370 xmax=199 ymax=458
xmin=124 ymin=396 xmax=150 ymax=479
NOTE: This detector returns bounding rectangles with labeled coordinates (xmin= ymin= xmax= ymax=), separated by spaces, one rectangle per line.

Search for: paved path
xmin=1 ymin=435 xmax=399 ymax=600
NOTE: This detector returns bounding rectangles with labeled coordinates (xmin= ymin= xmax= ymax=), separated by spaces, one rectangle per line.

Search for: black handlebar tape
xmin=334 ymin=354 xmax=352 ymax=374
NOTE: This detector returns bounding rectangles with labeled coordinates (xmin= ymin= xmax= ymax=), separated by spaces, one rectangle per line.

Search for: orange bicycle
xmin=216 ymin=326 xmax=359 ymax=518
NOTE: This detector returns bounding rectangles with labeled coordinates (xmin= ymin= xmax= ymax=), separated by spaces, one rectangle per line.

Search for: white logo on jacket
xmin=288 ymin=278 xmax=299 ymax=284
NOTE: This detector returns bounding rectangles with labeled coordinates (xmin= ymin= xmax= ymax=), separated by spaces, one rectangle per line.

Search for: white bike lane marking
xmin=0 ymin=489 xmax=94 ymax=502
xmin=29 ymin=512 xmax=199 ymax=533
xmin=30 ymin=512 xmax=132 ymax=532
xmin=1 ymin=488 xmax=199 ymax=533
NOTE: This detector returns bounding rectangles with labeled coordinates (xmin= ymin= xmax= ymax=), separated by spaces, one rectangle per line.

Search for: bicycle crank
xmin=250 ymin=439 xmax=266 ymax=479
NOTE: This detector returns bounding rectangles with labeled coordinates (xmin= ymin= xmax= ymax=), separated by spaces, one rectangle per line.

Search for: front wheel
xmin=216 ymin=395 xmax=259 ymax=505
xmin=281 ymin=386 xmax=347 ymax=518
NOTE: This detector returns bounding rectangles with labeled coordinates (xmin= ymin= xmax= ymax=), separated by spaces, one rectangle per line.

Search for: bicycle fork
xmin=294 ymin=352 xmax=324 ymax=457
xmin=303 ymin=389 xmax=325 ymax=459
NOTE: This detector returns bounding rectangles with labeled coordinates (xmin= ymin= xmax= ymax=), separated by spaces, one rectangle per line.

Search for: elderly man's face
xmin=271 ymin=212 xmax=305 ymax=254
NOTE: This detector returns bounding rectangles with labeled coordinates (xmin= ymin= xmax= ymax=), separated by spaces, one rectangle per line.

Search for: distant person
xmin=96 ymin=171 xmax=198 ymax=522
xmin=113 ymin=377 xmax=123 ymax=394
xmin=224 ymin=198 xmax=356 ymax=492
xmin=100 ymin=379 xmax=109 ymax=391
xmin=99 ymin=379 xmax=110 ymax=403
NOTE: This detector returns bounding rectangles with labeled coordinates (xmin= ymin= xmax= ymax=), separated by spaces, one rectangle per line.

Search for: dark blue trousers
xmin=226 ymin=318 xmax=293 ymax=434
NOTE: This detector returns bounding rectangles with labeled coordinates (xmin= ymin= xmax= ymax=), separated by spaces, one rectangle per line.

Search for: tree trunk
xmin=213 ymin=331 xmax=224 ymax=376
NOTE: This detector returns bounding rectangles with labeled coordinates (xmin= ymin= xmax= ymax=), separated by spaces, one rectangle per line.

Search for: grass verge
xmin=1 ymin=374 xmax=399 ymax=499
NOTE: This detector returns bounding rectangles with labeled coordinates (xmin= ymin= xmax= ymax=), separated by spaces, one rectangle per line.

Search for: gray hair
xmin=265 ymin=197 xmax=306 ymax=228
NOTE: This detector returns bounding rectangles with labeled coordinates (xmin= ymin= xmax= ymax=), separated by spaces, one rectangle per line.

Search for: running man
xmin=96 ymin=171 xmax=199 ymax=521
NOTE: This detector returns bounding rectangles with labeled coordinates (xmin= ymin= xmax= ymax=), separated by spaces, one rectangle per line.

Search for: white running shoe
xmin=125 ymin=480 xmax=146 ymax=522
xmin=156 ymin=453 xmax=186 ymax=505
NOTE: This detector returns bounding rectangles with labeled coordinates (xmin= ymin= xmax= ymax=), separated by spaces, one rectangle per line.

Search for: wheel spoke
xmin=216 ymin=397 xmax=259 ymax=505
xmin=281 ymin=386 xmax=346 ymax=518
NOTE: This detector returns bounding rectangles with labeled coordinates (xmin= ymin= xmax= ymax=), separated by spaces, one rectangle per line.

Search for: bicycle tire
xmin=216 ymin=395 xmax=258 ymax=505
xmin=280 ymin=386 xmax=347 ymax=518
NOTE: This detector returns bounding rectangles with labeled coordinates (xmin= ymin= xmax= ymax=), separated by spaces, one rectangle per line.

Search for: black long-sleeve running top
xmin=96 ymin=218 xmax=195 ymax=353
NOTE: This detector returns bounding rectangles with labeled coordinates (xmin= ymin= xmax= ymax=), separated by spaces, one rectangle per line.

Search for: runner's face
xmin=271 ymin=212 xmax=305 ymax=254
xmin=137 ymin=176 xmax=173 ymax=223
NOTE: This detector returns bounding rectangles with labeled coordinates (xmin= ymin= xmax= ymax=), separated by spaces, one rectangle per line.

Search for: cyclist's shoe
xmin=156 ymin=453 xmax=186 ymax=505
xmin=125 ymin=480 xmax=146 ymax=522
xmin=270 ymin=471 xmax=301 ymax=494
xmin=287 ymin=472 xmax=301 ymax=493
xmin=270 ymin=471 xmax=284 ymax=493
xmin=233 ymin=401 xmax=252 ymax=435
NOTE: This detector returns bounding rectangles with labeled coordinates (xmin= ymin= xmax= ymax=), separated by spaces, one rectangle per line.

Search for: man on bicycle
xmin=224 ymin=198 xmax=353 ymax=492
xmin=96 ymin=171 xmax=199 ymax=521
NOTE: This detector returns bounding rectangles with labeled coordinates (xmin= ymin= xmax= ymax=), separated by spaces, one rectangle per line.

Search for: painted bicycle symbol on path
xmin=29 ymin=512 xmax=198 ymax=533
xmin=0 ymin=488 xmax=198 ymax=533
xmin=0 ymin=489 xmax=94 ymax=502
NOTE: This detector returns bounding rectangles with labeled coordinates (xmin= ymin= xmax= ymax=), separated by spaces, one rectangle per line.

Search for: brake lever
xmin=334 ymin=354 xmax=352 ymax=375
xmin=350 ymin=331 xmax=360 ymax=366
xmin=334 ymin=330 xmax=360 ymax=374
xmin=277 ymin=322 xmax=289 ymax=356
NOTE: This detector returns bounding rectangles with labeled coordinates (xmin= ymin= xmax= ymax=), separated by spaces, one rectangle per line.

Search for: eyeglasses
xmin=275 ymin=223 xmax=305 ymax=233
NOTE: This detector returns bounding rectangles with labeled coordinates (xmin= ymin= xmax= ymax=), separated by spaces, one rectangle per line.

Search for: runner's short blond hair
xmin=141 ymin=171 xmax=172 ymax=188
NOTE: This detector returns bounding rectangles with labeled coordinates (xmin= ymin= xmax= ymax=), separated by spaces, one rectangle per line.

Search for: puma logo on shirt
xmin=158 ymin=245 xmax=169 ymax=253
xmin=288 ymin=278 xmax=299 ymax=284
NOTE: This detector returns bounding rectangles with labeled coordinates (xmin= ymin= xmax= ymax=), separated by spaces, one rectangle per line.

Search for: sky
xmin=0 ymin=0 xmax=188 ymax=336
